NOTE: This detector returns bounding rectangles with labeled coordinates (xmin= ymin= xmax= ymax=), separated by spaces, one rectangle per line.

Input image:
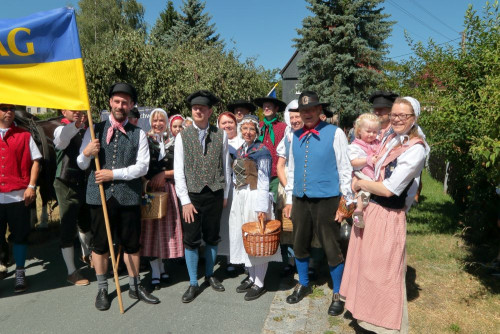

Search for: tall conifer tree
xmin=150 ymin=1 xmax=179 ymax=46
xmin=294 ymin=0 xmax=393 ymax=119
xmin=165 ymin=0 xmax=223 ymax=47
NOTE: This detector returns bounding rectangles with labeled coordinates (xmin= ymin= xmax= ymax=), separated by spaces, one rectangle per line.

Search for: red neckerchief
xmin=298 ymin=120 xmax=321 ymax=140
xmin=61 ymin=118 xmax=71 ymax=125
xmin=106 ymin=114 xmax=127 ymax=144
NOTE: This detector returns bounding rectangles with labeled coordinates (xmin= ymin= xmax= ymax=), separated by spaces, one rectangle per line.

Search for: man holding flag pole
xmin=1 ymin=7 xmax=148 ymax=313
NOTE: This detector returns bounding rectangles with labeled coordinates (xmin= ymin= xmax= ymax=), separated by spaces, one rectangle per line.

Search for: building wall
xmin=281 ymin=51 xmax=303 ymax=104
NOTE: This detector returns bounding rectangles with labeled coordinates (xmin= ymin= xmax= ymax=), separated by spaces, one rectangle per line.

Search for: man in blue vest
xmin=78 ymin=82 xmax=159 ymax=311
xmin=283 ymin=91 xmax=353 ymax=316
xmin=174 ymin=90 xmax=231 ymax=303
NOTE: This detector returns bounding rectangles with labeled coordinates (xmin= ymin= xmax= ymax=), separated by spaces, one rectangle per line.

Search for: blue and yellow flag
xmin=0 ymin=8 xmax=89 ymax=110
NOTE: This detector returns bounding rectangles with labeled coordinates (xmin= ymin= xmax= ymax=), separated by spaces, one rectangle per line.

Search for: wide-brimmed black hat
xmin=252 ymin=97 xmax=287 ymax=112
xmin=227 ymin=100 xmax=256 ymax=113
xmin=108 ymin=82 xmax=137 ymax=103
xmin=369 ymin=91 xmax=399 ymax=108
xmin=186 ymin=90 xmax=220 ymax=108
xmin=297 ymin=90 xmax=330 ymax=110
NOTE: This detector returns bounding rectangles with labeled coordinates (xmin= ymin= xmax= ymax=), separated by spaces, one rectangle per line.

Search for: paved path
xmin=0 ymin=230 xmax=357 ymax=333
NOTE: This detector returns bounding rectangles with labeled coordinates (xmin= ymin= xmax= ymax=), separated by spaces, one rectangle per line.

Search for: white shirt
xmin=53 ymin=122 xmax=85 ymax=150
xmin=382 ymin=144 xmax=426 ymax=197
xmin=174 ymin=123 xmax=231 ymax=206
xmin=285 ymin=128 xmax=354 ymax=205
xmin=76 ymin=123 xmax=150 ymax=180
xmin=0 ymin=131 xmax=42 ymax=204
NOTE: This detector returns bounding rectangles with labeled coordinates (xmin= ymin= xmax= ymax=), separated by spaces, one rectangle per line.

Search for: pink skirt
xmin=340 ymin=202 xmax=406 ymax=330
xmin=140 ymin=180 xmax=184 ymax=259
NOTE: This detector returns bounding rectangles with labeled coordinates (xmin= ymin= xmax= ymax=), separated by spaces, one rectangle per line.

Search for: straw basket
xmin=141 ymin=182 xmax=168 ymax=219
xmin=242 ymin=215 xmax=281 ymax=257
xmin=282 ymin=213 xmax=293 ymax=232
xmin=337 ymin=196 xmax=355 ymax=218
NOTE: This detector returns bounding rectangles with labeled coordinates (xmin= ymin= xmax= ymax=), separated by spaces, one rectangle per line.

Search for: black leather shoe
xmin=236 ymin=277 xmax=253 ymax=293
xmin=286 ymin=284 xmax=312 ymax=304
xmin=129 ymin=285 xmax=160 ymax=304
xmin=182 ymin=285 xmax=200 ymax=303
xmin=206 ymin=276 xmax=225 ymax=292
xmin=328 ymin=293 xmax=345 ymax=316
xmin=244 ymin=285 xmax=267 ymax=301
xmin=95 ymin=288 xmax=110 ymax=311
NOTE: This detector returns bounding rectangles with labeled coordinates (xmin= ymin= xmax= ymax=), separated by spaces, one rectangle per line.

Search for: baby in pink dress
xmin=348 ymin=113 xmax=381 ymax=228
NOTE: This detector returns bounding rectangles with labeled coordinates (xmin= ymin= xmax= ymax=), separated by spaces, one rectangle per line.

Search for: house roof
xmin=280 ymin=50 xmax=299 ymax=76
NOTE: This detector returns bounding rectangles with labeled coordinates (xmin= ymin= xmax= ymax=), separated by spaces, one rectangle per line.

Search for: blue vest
xmin=292 ymin=122 xmax=340 ymax=198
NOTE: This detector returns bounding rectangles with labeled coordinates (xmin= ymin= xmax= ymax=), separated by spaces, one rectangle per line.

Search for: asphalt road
xmin=0 ymin=233 xmax=286 ymax=334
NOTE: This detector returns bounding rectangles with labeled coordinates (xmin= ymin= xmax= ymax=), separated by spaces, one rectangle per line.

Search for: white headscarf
xmin=150 ymin=108 xmax=169 ymax=160
xmin=284 ymin=99 xmax=299 ymax=141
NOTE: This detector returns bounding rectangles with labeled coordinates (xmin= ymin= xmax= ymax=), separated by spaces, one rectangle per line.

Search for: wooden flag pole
xmin=85 ymin=108 xmax=125 ymax=314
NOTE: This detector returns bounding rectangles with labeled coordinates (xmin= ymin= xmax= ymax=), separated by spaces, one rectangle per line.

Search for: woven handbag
xmin=141 ymin=181 xmax=168 ymax=219
xmin=242 ymin=214 xmax=281 ymax=257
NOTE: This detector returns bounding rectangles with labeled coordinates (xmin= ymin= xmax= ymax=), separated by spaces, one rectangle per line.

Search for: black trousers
xmin=89 ymin=196 xmax=141 ymax=255
xmin=291 ymin=195 xmax=344 ymax=267
xmin=53 ymin=178 xmax=90 ymax=248
xmin=182 ymin=187 xmax=223 ymax=250
xmin=0 ymin=201 xmax=30 ymax=244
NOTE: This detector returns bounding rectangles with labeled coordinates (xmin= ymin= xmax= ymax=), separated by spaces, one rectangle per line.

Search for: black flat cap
xmin=227 ymin=100 xmax=257 ymax=113
xmin=186 ymin=90 xmax=220 ymax=108
xmin=252 ymin=97 xmax=287 ymax=112
xmin=369 ymin=91 xmax=399 ymax=108
xmin=108 ymin=82 xmax=137 ymax=103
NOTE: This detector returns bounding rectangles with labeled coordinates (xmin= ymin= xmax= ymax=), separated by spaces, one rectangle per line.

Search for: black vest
xmin=55 ymin=126 xmax=86 ymax=184
xmin=371 ymin=159 xmax=413 ymax=210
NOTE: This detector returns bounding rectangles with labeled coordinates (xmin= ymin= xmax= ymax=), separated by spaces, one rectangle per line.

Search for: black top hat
xmin=108 ymin=82 xmax=137 ymax=103
xmin=297 ymin=90 xmax=330 ymax=110
xmin=227 ymin=100 xmax=257 ymax=113
xmin=369 ymin=91 xmax=399 ymax=108
xmin=186 ymin=90 xmax=220 ymax=108
xmin=252 ymin=97 xmax=287 ymax=112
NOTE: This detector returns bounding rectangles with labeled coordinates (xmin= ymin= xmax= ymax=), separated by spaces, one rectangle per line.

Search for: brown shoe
xmin=67 ymin=270 xmax=90 ymax=286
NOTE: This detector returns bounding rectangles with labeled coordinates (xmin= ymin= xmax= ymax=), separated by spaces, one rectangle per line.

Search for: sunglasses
xmin=0 ymin=106 xmax=15 ymax=112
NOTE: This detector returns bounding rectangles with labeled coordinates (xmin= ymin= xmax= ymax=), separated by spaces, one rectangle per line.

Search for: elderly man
xmin=0 ymin=103 xmax=41 ymax=293
xmin=283 ymin=91 xmax=353 ymax=316
xmin=78 ymin=82 xmax=159 ymax=311
xmin=174 ymin=90 xmax=231 ymax=303
xmin=368 ymin=90 xmax=398 ymax=140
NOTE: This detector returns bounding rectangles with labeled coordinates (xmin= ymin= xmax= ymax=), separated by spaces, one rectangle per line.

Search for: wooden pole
xmin=85 ymin=108 xmax=125 ymax=314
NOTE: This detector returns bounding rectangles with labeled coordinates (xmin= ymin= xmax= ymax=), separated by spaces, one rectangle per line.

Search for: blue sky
xmin=0 ymin=0 xmax=488 ymax=72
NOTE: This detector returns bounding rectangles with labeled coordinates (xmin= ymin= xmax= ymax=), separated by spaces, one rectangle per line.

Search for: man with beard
xmin=78 ymin=83 xmax=159 ymax=311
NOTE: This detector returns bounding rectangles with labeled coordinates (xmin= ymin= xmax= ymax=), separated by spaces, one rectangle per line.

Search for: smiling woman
xmin=340 ymin=96 xmax=427 ymax=332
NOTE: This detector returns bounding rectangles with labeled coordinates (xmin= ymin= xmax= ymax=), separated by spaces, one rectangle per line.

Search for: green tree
xmin=150 ymin=0 xmax=179 ymax=46
xmin=294 ymin=0 xmax=393 ymax=123
xmin=383 ymin=1 xmax=499 ymax=243
xmin=164 ymin=0 xmax=223 ymax=47
xmin=76 ymin=0 xmax=145 ymax=52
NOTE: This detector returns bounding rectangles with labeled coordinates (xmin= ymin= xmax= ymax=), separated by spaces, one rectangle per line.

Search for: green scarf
xmin=259 ymin=117 xmax=277 ymax=145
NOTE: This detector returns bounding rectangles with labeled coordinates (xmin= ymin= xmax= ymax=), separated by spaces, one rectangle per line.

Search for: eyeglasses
xmin=0 ymin=106 xmax=15 ymax=112
xmin=389 ymin=113 xmax=414 ymax=121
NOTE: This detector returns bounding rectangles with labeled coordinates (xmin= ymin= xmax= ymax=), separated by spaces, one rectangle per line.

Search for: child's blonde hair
xmin=354 ymin=113 xmax=381 ymax=138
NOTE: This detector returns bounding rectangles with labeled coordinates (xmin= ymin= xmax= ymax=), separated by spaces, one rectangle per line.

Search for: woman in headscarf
xmin=340 ymin=97 xmax=427 ymax=333
xmin=229 ymin=115 xmax=281 ymax=301
xmin=217 ymin=112 xmax=244 ymax=273
xmin=140 ymin=108 xmax=184 ymax=290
